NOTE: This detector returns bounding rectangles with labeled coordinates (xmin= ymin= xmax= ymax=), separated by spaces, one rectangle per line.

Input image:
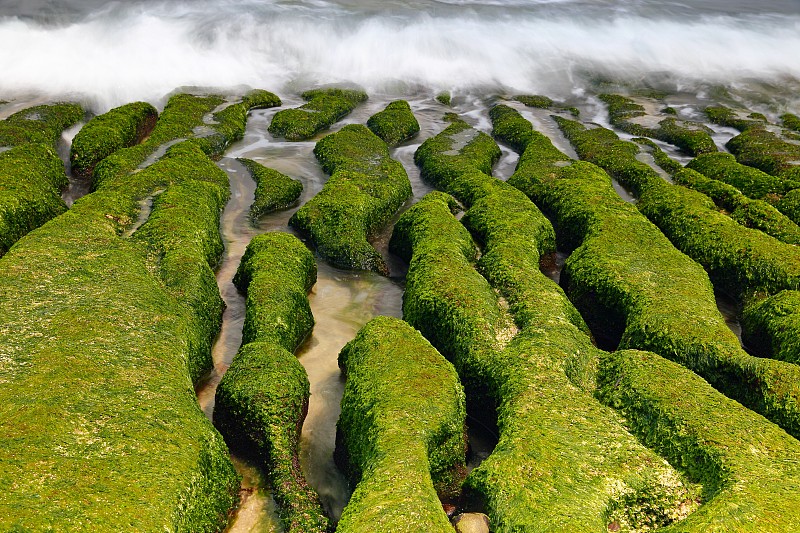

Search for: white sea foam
xmin=0 ymin=1 xmax=798 ymax=110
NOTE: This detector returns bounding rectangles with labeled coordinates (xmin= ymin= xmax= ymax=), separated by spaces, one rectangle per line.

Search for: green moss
xmin=290 ymin=124 xmax=411 ymax=275
xmin=336 ymin=316 xmax=466 ymax=532
xmin=269 ymin=88 xmax=367 ymax=141
xmin=674 ymin=168 xmax=800 ymax=245
xmin=687 ymin=152 xmax=799 ymax=200
xmin=215 ymin=232 xmax=327 ymax=533
xmin=782 ymin=113 xmax=800 ymax=132
xmin=726 ymin=127 xmax=800 ymax=181
xmin=70 ymin=102 xmax=157 ymax=177
xmin=233 ymin=232 xmax=317 ymax=352
xmin=495 ymin=104 xmax=800 ymax=440
xmin=414 ymin=118 xmax=501 ymax=202
xmin=0 ymin=147 xmax=241 ymax=529
xmin=93 ymin=91 xmax=277 ymax=190
xmin=130 ymin=145 xmax=229 ymax=382
xmin=777 ymin=189 xmax=800 ymax=226
xmin=600 ymin=94 xmax=717 ymax=156
xmin=598 ymin=349 xmax=800 ymax=531
xmin=366 ymin=100 xmax=420 ymax=146
xmin=0 ymin=143 xmax=68 ymax=256
xmin=742 ymin=290 xmax=800 ymax=365
xmin=436 ymin=92 xmax=451 ymax=106
xmin=393 ymin=191 xmax=695 ymax=532
xmin=513 ymin=94 xmax=553 ymax=108
xmin=704 ymin=105 xmax=764 ymax=131
xmin=237 ymin=158 xmax=303 ymax=219
xmin=0 ymin=102 xmax=83 ymax=148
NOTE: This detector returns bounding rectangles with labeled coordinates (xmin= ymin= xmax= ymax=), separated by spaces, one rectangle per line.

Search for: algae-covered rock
xmin=237 ymin=158 xmax=303 ymax=219
xmin=495 ymin=103 xmax=800 ymax=441
xmin=0 ymin=102 xmax=83 ymax=148
xmin=687 ymin=152 xmax=799 ymax=201
xmin=269 ymin=88 xmax=366 ymax=141
xmin=216 ymin=231 xmax=328 ymax=533
xmin=394 ymin=191 xmax=696 ymax=532
xmin=366 ymin=100 xmax=420 ymax=146
xmin=336 ymin=315 xmax=466 ymax=533
xmin=601 ymin=94 xmax=717 ymax=156
xmin=742 ymin=290 xmax=800 ymax=365
xmin=0 ymin=91 xmax=282 ymax=530
xmin=726 ymin=127 xmax=800 ymax=181
xmin=598 ymin=349 xmax=800 ymax=532
xmin=70 ymin=101 xmax=157 ymax=177
xmin=290 ymin=124 xmax=411 ymax=274
xmin=0 ymin=143 xmax=68 ymax=256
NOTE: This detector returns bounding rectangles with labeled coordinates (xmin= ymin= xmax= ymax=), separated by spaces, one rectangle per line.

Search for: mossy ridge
xmin=215 ymin=232 xmax=328 ymax=533
xmin=598 ymin=349 xmax=800 ymax=532
xmin=600 ymin=94 xmax=717 ymax=156
xmin=0 ymin=167 xmax=238 ymax=528
xmin=554 ymin=115 xmax=800 ymax=296
xmin=637 ymin=139 xmax=800 ymax=245
xmin=0 ymin=92 xmax=276 ymax=529
xmin=686 ymin=152 xmax=800 ymax=202
xmin=513 ymin=94 xmax=554 ymax=109
xmin=268 ymin=88 xmax=366 ymax=141
xmin=289 ymin=124 xmax=411 ymax=275
xmin=336 ymin=316 xmax=466 ymax=533
xmin=726 ymin=127 xmax=800 ymax=182
xmin=92 ymin=90 xmax=279 ymax=189
xmin=495 ymin=104 xmax=800 ymax=440
xmin=0 ymin=143 xmax=68 ymax=257
xmin=237 ymin=158 xmax=303 ymax=219
xmin=129 ymin=146 xmax=229 ymax=382
xmin=392 ymin=192 xmax=694 ymax=532
xmin=782 ymin=113 xmax=800 ymax=132
xmin=742 ymin=290 xmax=800 ymax=366
xmin=673 ymin=168 xmax=800 ymax=246
xmin=704 ymin=105 xmax=765 ymax=132
xmin=0 ymin=102 xmax=83 ymax=148
xmin=366 ymin=100 xmax=420 ymax=146
xmin=70 ymin=101 xmax=158 ymax=178
xmin=413 ymin=118 xmax=502 ymax=204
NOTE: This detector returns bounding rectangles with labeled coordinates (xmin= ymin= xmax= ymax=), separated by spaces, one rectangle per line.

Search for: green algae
xmin=726 ymin=127 xmax=800 ymax=181
xmin=495 ymin=104 xmax=800 ymax=440
xmin=237 ymin=158 xmax=303 ymax=219
xmin=436 ymin=92 xmax=451 ymax=106
xmin=336 ymin=316 xmax=466 ymax=533
xmin=673 ymin=168 xmax=800 ymax=245
xmin=742 ymin=290 xmax=800 ymax=366
xmin=366 ymin=100 xmax=420 ymax=146
xmin=598 ymin=349 xmax=800 ymax=532
xmin=216 ymin=232 xmax=328 ymax=533
xmin=704 ymin=105 xmax=765 ymax=132
xmin=782 ymin=113 xmax=800 ymax=132
xmin=393 ymin=191 xmax=695 ymax=532
xmin=0 ymin=143 xmax=68 ymax=257
xmin=513 ymin=94 xmax=553 ymax=108
xmin=600 ymin=94 xmax=717 ymax=156
xmin=268 ymin=88 xmax=366 ymax=141
xmin=687 ymin=152 xmax=800 ymax=200
xmin=93 ymin=90 xmax=279 ymax=189
xmin=70 ymin=101 xmax=157 ymax=177
xmin=0 ymin=92 xmax=276 ymax=530
xmin=290 ymin=124 xmax=411 ymax=275
xmin=0 ymin=102 xmax=83 ymax=148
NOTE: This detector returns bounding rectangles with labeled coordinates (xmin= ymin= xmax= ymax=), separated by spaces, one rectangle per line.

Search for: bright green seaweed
xmin=336 ymin=316 xmax=466 ymax=533
xmin=290 ymin=124 xmax=411 ymax=275
xmin=215 ymin=232 xmax=329 ymax=533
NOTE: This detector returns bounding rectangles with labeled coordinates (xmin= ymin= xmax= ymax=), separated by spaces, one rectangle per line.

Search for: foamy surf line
xmin=1 ymin=3 xmax=799 ymax=110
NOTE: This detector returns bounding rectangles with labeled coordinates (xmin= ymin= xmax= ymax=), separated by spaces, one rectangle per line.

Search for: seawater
xmin=0 ymin=0 xmax=798 ymax=111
